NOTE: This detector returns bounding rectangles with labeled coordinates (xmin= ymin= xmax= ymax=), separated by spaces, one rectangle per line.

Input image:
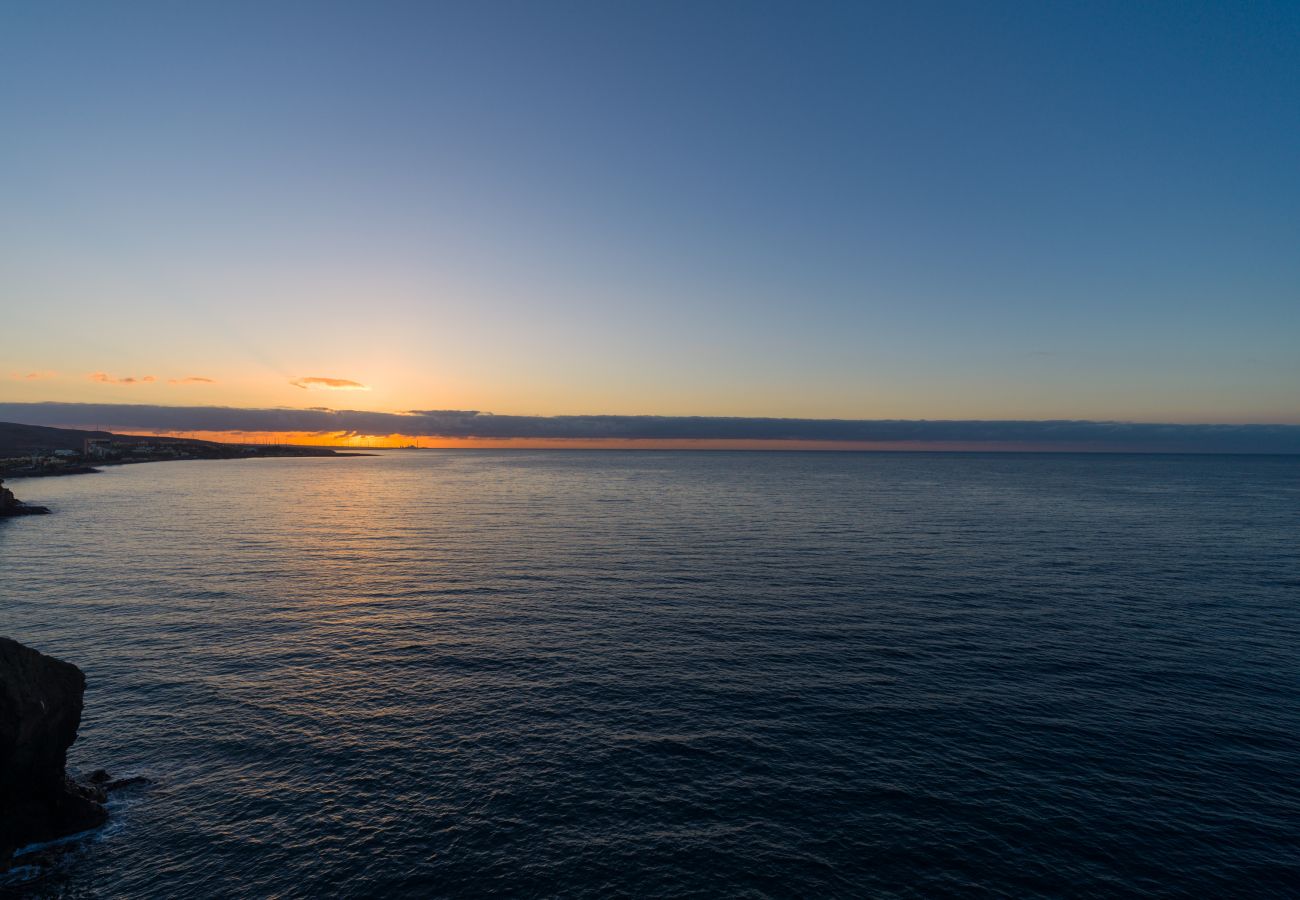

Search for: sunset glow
xmin=3 ymin=4 xmax=1298 ymax=896
xmin=98 ymin=431 xmax=1130 ymax=453
xmin=1 ymin=2 xmax=1296 ymax=442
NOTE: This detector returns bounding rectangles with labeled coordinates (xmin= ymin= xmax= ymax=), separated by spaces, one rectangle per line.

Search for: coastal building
xmin=25 ymin=451 xmax=70 ymax=469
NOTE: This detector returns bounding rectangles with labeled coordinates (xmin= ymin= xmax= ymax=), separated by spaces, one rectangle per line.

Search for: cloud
xmin=290 ymin=377 xmax=369 ymax=391
xmin=169 ymin=376 xmax=216 ymax=384
xmin=89 ymin=373 xmax=156 ymax=385
xmin=10 ymin=371 xmax=57 ymax=380
xmin=2 ymin=402 xmax=1299 ymax=453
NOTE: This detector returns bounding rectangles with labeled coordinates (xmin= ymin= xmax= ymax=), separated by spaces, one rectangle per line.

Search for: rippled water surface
xmin=2 ymin=451 xmax=1298 ymax=897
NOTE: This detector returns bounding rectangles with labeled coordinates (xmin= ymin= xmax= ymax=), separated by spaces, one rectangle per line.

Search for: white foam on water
xmin=12 ymin=824 xmax=107 ymax=859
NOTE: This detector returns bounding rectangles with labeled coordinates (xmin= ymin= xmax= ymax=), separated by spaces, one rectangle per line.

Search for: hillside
xmin=0 ymin=421 xmax=238 ymax=458
xmin=0 ymin=422 xmax=117 ymax=458
xmin=0 ymin=421 xmax=310 ymax=460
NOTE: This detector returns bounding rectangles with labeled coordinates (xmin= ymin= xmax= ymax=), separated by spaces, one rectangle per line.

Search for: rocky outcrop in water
xmin=0 ymin=479 xmax=50 ymax=516
xmin=0 ymin=638 xmax=107 ymax=865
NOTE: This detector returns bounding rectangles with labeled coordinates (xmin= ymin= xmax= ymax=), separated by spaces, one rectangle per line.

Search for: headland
xmin=0 ymin=421 xmax=371 ymax=481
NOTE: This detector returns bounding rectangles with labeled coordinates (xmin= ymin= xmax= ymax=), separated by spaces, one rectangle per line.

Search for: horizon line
xmin=3 ymin=401 xmax=1300 ymax=454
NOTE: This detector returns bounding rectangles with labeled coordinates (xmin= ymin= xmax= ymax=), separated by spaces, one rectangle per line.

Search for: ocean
xmin=2 ymin=451 xmax=1297 ymax=897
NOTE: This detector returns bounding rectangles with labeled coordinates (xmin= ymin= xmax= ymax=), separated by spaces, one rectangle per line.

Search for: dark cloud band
xmin=2 ymin=402 xmax=1298 ymax=453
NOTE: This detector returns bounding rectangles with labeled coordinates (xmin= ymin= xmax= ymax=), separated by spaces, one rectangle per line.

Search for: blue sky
xmin=2 ymin=1 xmax=1297 ymax=425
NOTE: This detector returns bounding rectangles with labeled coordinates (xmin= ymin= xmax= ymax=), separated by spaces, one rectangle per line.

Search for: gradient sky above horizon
xmin=2 ymin=1 xmax=1298 ymax=425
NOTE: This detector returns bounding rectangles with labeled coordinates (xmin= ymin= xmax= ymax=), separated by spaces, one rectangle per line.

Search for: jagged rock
xmin=0 ymin=638 xmax=107 ymax=866
xmin=104 ymin=775 xmax=149 ymax=792
xmin=78 ymin=770 xmax=148 ymax=793
xmin=0 ymin=479 xmax=50 ymax=516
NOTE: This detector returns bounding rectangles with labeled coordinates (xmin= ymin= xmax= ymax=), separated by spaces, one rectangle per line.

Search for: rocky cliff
xmin=0 ymin=638 xmax=107 ymax=864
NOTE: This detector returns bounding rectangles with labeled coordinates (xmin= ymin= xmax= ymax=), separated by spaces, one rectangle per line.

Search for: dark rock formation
xmin=0 ymin=638 xmax=107 ymax=866
xmin=103 ymin=775 xmax=148 ymax=792
xmin=0 ymin=479 xmax=50 ymax=516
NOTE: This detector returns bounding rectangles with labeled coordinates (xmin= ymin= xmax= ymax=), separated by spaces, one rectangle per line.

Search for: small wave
xmin=12 ymin=825 xmax=107 ymax=860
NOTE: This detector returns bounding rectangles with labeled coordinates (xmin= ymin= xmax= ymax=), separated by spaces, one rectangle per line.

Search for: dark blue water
xmin=2 ymin=452 xmax=1298 ymax=897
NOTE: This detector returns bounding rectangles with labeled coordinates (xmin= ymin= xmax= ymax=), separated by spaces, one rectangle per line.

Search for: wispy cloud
xmin=169 ymin=376 xmax=216 ymax=384
xmin=89 ymin=373 xmax=156 ymax=385
xmin=10 ymin=371 xmax=57 ymax=380
xmin=290 ymin=377 xmax=369 ymax=391
xmin=3 ymin=403 xmax=1299 ymax=454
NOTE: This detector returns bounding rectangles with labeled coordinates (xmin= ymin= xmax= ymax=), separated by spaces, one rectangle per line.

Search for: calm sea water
xmin=2 ymin=451 xmax=1298 ymax=898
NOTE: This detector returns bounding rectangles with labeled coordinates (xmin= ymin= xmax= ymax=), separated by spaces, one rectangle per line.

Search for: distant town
xmin=0 ymin=421 xmax=368 ymax=479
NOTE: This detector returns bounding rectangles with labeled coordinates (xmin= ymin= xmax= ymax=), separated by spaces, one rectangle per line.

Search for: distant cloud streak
xmin=2 ymin=403 xmax=1299 ymax=454
xmin=169 ymin=376 xmax=216 ymax=384
xmin=10 ymin=371 xmax=57 ymax=380
xmin=89 ymin=373 xmax=156 ymax=385
xmin=290 ymin=377 xmax=369 ymax=391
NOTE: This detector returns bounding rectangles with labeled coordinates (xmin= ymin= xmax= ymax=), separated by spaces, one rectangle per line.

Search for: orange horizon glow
xmin=89 ymin=429 xmax=1153 ymax=453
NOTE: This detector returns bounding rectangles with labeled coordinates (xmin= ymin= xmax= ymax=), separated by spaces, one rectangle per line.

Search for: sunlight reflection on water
xmin=2 ymin=451 xmax=1298 ymax=897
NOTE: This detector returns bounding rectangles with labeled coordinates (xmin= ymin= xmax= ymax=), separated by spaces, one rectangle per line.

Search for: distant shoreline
xmin=1 ymin=448 xmax=375 ymax=481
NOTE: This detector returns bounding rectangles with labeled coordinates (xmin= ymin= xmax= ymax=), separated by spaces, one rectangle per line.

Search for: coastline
xmin=1 ymin=448 xmax=376 ymax=481
xmin=0 ymin=448 xmax=375 ymax=517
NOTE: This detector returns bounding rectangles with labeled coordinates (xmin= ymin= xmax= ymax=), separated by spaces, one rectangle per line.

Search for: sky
xmin=2 ymin=1 xmax=1298 ymax=448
